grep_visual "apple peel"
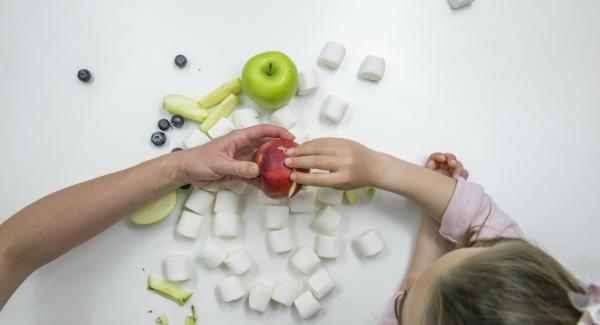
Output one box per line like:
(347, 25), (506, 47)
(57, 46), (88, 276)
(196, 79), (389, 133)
(147, 274), (193, 305)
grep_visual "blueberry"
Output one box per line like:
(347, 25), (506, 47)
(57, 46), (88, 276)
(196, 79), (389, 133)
(158, 118), (171, 131)
(180, 184), (192, 190)
(77, 69), (92, 82)
(151, 131), (167, 146)
(174, 55), (187, 68)
(171, 147), (183, 152)
(171, 115), (184, 128)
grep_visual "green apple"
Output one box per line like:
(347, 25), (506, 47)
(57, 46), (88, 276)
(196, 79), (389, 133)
(198, 78), (242, 108)
(241, 51), (298, 110)
(163, 95), (208, 122)
(130, 190), (177, 225)
(147, 274), (193, 305)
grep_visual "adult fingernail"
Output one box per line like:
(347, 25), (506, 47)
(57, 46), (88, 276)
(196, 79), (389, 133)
(284, 158), (292, 166)
(286, 148), (295, 156)
(290, 173), (297, 181)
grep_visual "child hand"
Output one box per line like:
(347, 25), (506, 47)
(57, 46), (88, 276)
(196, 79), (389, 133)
(425, 152), (469, 179)
(284, 138), (379, 189)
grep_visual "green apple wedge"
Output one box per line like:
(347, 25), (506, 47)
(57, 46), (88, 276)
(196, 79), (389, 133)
(163, 95), (209, 122)
(156, 314), (170, 325)
(344, 190), (359, 205)
(147, 274), (193, 305)
(130, 190), (177, 225)
(198, 78), (242, 108)
(199, 94), (239, 132)
(184, 306), (197, 325)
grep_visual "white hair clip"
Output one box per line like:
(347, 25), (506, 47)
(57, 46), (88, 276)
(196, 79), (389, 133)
(569, 284), (600, 325)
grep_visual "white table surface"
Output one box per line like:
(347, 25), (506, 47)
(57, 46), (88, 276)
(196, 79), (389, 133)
(1, 0), (599, 324)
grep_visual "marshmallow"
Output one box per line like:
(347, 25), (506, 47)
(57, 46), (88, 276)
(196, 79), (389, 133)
(164, 255), (193, 282)
(249, 284), (272, 312)
(297, 69), (319, 95)
(448, 0), (474, 9)
(185, 189), (215, 214)
(214, 190), (240, 214)
(321, 95), (348, 123)
(202, 183), (221, 192)
(218, 276), (246, 302)
(318, 40), (346, 69)
(207, 117), (237, 139)
(213, 212), (239, 237)
(272, 279), (301, 306)
(290, 247), (321, 274)
(317, 187), (343, 206)
(289, 187), (317, 213)
(232, 108), (260, 128)
(307, 269), (335, 299)
(183, 128), (211, 148)
(316, 234), (339, 259)
(354, 229), (384, 257)
(258, 191), (288, 206)
(288, 123), (309, 143)
(268, 228), (295, 253)
(197, 239), (227, 268)
(224, 181), (247, 195)
(176, 210), (205, 239)
(313, 205), (342, 234)
(264, 205), (290, 229)
(224, 249), (253, 275)
(294, 291), (322, 319)
(269, 105), (299, 129)
(358, 55), (386, 81)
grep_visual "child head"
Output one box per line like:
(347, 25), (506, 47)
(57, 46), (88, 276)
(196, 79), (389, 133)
(396, 234), (586, 324)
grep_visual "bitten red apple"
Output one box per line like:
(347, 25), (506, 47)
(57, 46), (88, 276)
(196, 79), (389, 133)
(254, 139), (305, 198)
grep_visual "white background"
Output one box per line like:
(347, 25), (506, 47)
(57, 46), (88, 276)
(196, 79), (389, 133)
(1, 0), (600, 324)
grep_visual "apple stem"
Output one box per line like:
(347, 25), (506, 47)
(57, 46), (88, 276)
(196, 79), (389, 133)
(267, 63), (273, 76)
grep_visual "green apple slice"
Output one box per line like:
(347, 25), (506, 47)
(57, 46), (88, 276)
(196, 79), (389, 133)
(163, 95), (209, 122)
(130, 191), (178, 225)
(344, 190), (358, 205)
(184, 305), (197, 325)
(200, 94), (239, 132)
(198, 78), (242, 108)
(363, 186), (376, 195)
(156, 314), (170, 325)
(147, 274), (193, 305)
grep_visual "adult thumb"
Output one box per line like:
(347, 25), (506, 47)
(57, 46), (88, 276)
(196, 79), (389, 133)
(221, 160), (259, 179)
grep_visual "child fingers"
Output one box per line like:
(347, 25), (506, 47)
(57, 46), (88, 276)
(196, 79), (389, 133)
(428, 152), (446, 162)
(445, 153), (458, 168)
(461, 169), (469, 179)
(291, 171), (338, 187)
(284, 156), (337, 171)
(288, 139), (336, 157)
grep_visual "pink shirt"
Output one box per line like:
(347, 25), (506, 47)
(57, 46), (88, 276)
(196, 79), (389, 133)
(380, 178), (523, 324)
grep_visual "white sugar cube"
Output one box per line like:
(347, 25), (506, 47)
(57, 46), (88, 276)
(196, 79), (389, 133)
(163, 255), (193, 282)
(218, 276), (246, 302)
(294, 291), (322, 319)
(314, 205), (342, 234)
(321, 95), (348, 123)
(354, 229), (384, 257)
(213, 212), (239, 237)
(197, 239), (227, 268)
(268, 228), (295, 253)
(232, 108), (260, 128)
(318, 41), (346, 69)
(270, 105), (299, 129)
(289, 187), (317, 213)
(358, 55), (386, 81)
(307, 269), (335, 299)
(258, 191), (288, 206)
(185, 189), (214, 214)
(288, 123), (309, 143)
(207, 117), (237, 139)
(176, 210), (205, 239)
(272, 279), (301, 306)
(316, 234), (339, 259)
(183, 128), (211, 148)
(297, 69), (319, 95)
(224, 181), (248, 195)
(249, 284), (272, 312)
(224, 249), (253, 275)
(264, 205), (290, 229)
(290, 247), (321, 274)
(214, 190), (240, 214)
(448, 0), (474, 9)
(317, 187), (343, 205)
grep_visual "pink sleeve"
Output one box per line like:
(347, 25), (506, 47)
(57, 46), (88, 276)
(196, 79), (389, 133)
(439, 178), (523, 243)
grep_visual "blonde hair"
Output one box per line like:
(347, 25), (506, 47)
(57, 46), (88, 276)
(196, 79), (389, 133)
(416, 229), (585, 324)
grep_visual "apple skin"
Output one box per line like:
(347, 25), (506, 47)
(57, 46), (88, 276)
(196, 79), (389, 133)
(253, 139), (306, 198)
(241, 51), (298, 110)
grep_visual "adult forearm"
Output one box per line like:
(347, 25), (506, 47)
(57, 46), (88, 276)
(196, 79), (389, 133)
(370, 153), (456, 222)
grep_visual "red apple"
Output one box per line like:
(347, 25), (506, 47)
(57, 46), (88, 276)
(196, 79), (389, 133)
(253, 139), (305, 198)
